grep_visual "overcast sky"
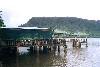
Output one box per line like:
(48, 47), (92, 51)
(0, 0), (100, 27)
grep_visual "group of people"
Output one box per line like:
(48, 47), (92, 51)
(16, 39), (66, 47)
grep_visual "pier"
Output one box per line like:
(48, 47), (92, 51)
(0, 27), (88, 54)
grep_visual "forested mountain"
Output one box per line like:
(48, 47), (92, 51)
(20, 17), (100, 37)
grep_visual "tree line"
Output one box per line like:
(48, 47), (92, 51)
(0, 11), (5, 27)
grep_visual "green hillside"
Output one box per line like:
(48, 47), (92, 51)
(20, 17), (100, 37)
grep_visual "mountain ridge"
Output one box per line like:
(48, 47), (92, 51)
(20, 17), (100, 37)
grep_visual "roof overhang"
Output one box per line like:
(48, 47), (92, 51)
(1, 27), (49, 30)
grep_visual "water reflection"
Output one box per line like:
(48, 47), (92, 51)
(0, 38), (100, 67)
(0, 50), (67, 67)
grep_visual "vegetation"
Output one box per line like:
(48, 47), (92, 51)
(20, 17), (100, 37)
(0, 11), (5, 27)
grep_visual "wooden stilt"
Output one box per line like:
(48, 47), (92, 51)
(43, 46), (48, 53)
(73, 39), (76, 47)
(39, 46), (42, 53)
(58, 46), (60, 52)
(30, 46), (33, 53)
(33, 46), (37, 54)
(53, 45), (57, 51)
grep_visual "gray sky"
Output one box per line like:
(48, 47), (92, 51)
(0, 0), (100, 27)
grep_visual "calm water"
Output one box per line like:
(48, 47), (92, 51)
(0, 38), (100, 67)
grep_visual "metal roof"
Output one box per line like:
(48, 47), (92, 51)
(1, 27), (49, 30)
